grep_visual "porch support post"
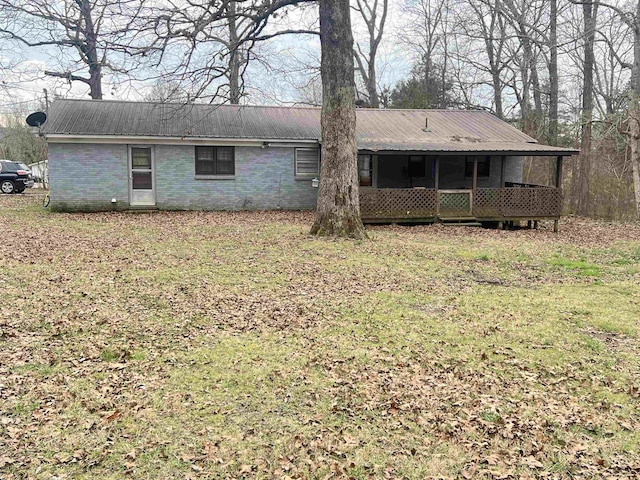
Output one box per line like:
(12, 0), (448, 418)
(434, 156), (440, 218)
(472, 157), (478, 191)
(554, 156), (563, 233)
(500, 155), (506, 187)
(555, 156), (563, 188)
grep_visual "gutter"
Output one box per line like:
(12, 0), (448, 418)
(45, 134), (320, 148)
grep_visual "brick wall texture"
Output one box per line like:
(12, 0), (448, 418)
(48, 144), (319, 211)
(48, 143), (524, 212)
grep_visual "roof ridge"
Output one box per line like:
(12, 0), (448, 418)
(52, 98), (323, 110)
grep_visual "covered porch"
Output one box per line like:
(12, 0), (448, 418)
(357, 152), (567, 227)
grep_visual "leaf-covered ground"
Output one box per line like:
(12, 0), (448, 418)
(1, 193), (639, 479)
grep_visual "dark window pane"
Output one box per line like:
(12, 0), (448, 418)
(195, 146), (234, 175)
(217, 147), (233, 162)
(132, 171), (152, 190)
(464, 158), (473, 178)
(408, 156), (426, 177)
(196, 161), (215, 175)
(465, 156), (491, 178)
(216, 159), (235, 174)
(196, 147), (214, 161)
(478, 157), (491, 177)
(131, 148), (151, 169)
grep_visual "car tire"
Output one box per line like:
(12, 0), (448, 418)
(1, 180), (15, 194)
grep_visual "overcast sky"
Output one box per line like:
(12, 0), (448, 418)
(0, 1), (415, 118)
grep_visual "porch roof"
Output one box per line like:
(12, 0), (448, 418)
(43, 100), (578, 156)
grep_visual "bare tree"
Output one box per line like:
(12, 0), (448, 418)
(0, 0), (150, 99)
(454, 0), (513, 118)
(143, 79), (190, 103)
(499, 0), (547, 134)
(549, 0), (559, 145)
(576, 0), (598, 215)
(150, 0), (318, 104)
(353, 0), (388, 108)
(401, 0), (453, 111)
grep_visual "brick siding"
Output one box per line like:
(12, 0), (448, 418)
(48, 143), (318, 211)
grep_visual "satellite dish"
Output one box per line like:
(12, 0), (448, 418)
(26, 111), (47, 127)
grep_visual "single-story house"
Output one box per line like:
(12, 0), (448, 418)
(42, 99), (578, 224)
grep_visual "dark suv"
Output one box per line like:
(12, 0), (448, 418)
(0, 160), (35, 194)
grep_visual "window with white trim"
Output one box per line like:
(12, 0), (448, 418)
(295, 148), (320, 177)
(195, 146), (235, 176)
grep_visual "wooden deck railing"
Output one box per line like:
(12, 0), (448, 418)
(359, 188), (438, 220)
(359, 187), (562, 221)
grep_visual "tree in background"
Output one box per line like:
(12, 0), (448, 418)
(401, 0), (454, 110)
(0, 0), (152, 99)
(142, 79), (190, 104)
(353, 0), (388, 108)
(389, 57), (454, 109)
(150, 0), (318, 104)
(0, 116), (47, 167)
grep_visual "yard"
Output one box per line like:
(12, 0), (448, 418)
(1, 193), (639, 479)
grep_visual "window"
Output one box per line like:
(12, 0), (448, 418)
(408, 156), (426, 177)
(0, 161), (17, 172)
(465, 156), (491, 178)
(195, 146), (235, 176)
(131, 147), (152, 190)
(358, 154), (373, 186)
(295, 148), (320, 177)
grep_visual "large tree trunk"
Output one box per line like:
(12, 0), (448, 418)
(310, 0), (366, 238)
(629, 2), (640, 219)
(629, 97), (640, 220)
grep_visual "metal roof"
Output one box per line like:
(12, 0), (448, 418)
(43, 99), (578, 155)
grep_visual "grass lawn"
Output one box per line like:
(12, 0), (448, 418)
(1, 193), (639, 479)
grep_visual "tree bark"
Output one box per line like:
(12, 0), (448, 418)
(548, 0), (558, 145)
(629, 1), (640, 219)
(310, 0), (366, 238)
(79, 0), (102, 99)
(227, 1), (242, 104)
(353, 0), (387, 108)
(576, 0), (597, 216)
(629, 97), (640, 219)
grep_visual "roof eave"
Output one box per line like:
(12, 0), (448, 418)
(45, 134), (320, 146)
(357, 147), (579, 156)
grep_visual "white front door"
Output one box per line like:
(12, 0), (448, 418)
(129, 146), (156, 206)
